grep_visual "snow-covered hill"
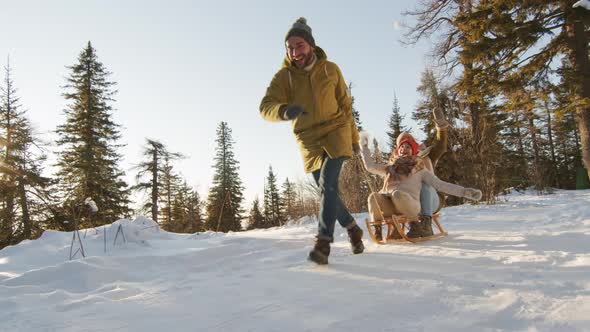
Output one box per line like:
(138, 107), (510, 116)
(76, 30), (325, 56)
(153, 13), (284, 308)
(1, 190), (589, 331)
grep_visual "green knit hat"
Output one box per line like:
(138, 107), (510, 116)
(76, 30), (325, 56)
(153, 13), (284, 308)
(285, 17), (316, 47)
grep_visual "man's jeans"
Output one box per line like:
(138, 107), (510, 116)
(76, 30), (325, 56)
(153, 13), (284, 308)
(312, 156), (354, 241)
(420, 183), (440, 216)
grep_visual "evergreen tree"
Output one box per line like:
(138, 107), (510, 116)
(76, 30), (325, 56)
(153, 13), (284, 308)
(159, 156), (182, 230)
(247, 197), (265, 230)
(0, 59), (49, 247)
(386, 93), (407, 154)
(185, 186), (204, 233)
(54, 42), (130, 229)
(132, 138), (183, 222)
(552, 57), (587, 188)
(281, 177), (299, 222)
(263, 165), (284, 227)
(405, 1), (516, 200)
(411, 0), (590, 180)
(348, 82), (362, 131)
(0, 60), (20, 244)
(164, 180), (202, 233)
(204, 122), (245, 232)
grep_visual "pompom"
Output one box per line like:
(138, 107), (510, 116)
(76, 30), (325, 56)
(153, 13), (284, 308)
(296, 17), (307, 24)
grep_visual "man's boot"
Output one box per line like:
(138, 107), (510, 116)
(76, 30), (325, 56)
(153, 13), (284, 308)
(347, 224), (365, 254)
(419, 215), (434, 237)
(407, 221), (422, 238)
(374, 225), (383, 241)
(308, 236), (331, 265)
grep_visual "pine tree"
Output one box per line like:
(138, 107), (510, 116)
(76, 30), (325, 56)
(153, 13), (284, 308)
(281, 177), (299, 222)
(0, 60), (20, 245)
(185, 186), (204, 233)
(163, 180), (202, 233)
(418, 1), (590, 180)
(386, 93), (407, 154)
(263, 166), (284, 227)
(54, 42), (130, 228)
(132, 139), (183, 222)
(554, 60), (585, 188)
(246, 197), (265, 230)
(405, 1), (517, 200)
(159, 157), (182, 230)
(204, 122), (245, 232)
(348, 82), (362, 131)
(0, 59), (50, 248)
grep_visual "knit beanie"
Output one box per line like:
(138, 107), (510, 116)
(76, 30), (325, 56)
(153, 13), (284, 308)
(285, 17), (316, 47)
(395, 132), (419, 156)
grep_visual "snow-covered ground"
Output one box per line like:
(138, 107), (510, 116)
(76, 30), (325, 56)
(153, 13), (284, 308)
(1, 189), (589, 332)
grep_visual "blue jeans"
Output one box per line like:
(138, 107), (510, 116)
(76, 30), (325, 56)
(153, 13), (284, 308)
(420, 184), (440, 216)
(312, 156), (354, 241)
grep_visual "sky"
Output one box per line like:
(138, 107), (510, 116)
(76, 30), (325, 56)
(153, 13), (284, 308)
(0, 0), (436, 209)
(1, 189), (590, 331)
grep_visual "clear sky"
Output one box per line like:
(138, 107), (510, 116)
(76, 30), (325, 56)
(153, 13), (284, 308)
(0, 0), (435, 209)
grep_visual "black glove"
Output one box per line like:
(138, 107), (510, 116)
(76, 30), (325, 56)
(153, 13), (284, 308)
(283, 105), (304, 120)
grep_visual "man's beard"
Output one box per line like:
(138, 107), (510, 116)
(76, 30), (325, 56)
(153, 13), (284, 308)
(295, 52), (315, 68)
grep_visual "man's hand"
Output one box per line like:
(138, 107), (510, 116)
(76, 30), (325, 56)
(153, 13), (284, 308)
(282, 105), (304, 120)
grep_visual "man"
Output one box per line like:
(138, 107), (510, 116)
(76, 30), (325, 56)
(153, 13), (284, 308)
(370, 109), (449, 239)
(260, 17), (363, 265)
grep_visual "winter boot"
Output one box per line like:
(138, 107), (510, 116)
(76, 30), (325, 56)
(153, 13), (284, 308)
(419, 215), (434, 237)
(407, 221), (422, 238)
(347, 224), (365, 254)
(308, 236), (331, 265)
(374, 225), (383, 241)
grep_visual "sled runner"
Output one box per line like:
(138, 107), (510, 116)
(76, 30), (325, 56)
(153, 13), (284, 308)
(364, 213), (447, 244)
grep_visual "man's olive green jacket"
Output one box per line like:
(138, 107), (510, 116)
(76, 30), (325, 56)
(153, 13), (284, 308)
(260, 47), (359, 173)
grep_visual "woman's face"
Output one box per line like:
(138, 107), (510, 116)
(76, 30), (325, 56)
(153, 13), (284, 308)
(398, 142), (413, 157)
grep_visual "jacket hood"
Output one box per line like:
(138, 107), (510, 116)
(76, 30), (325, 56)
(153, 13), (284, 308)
(282, 46), (327, 69)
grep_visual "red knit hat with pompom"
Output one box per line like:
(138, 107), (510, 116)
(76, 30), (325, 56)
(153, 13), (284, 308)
(394, 132), (419, 156)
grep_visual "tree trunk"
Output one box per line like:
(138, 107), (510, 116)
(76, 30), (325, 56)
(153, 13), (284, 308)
(514, 111), (527, 171)
(544, 100), (559, 187)
(527, 110), (542, 190)
(17, 176), (31, 239)
(565, 5), (590, 179)
(151, 148), (158, 222)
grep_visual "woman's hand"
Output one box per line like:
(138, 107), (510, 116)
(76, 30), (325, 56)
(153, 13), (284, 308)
(463, 188), (482, 201)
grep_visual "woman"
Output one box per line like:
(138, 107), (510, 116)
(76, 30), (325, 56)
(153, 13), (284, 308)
(359, 132), (482, 238)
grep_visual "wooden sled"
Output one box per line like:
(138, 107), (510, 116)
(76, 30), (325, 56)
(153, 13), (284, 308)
(365, 213), (448, 244)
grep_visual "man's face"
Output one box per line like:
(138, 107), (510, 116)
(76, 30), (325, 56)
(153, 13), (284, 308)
(398, 142), (413, 157)
(286, 36), (314, 68)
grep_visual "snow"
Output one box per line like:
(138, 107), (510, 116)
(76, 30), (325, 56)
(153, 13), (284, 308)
(1, 189), (589, 331)
(85, 197), (99, 213)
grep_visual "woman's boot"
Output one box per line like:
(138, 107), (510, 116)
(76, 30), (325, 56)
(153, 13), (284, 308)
(407, 221), (422, 238)
(419, 215), (434, 237)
